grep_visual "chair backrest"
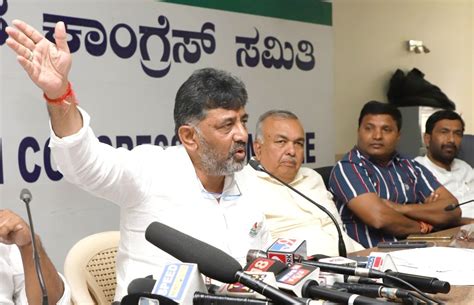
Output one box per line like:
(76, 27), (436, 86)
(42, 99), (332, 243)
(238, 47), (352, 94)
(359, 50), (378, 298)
(64, 231), (120, 305)
(314, 165), (334, 189)
(458, 134), (474, 167)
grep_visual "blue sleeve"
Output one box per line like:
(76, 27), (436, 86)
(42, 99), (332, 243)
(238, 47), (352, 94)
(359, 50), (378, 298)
(329, 158), (377, 204)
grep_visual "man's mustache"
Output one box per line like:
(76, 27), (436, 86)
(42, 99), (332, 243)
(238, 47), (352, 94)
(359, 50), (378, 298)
(229, 141), (247, 156)
(281, 157), (297, 165)
(442, 143), (457, 150)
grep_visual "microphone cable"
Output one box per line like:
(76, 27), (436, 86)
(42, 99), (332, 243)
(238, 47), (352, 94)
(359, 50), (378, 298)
(248, 159), (347, 257)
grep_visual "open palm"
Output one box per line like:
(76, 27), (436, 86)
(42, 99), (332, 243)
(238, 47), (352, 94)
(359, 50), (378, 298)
(6, 19), (72, 98)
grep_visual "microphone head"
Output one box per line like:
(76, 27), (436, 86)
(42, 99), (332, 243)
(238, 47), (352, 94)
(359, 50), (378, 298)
(145, 222), (242, 283)
(20, 188), (32, 204)
(444, 204), (456, 211)
(431, 279), (451, 294)
(128, 278), (156, 294)
(248, 159), (263, 172)
(246, 249), (268, 263)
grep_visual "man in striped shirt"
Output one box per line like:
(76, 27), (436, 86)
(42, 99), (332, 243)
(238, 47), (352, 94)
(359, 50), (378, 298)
(329, 101), (461, 248)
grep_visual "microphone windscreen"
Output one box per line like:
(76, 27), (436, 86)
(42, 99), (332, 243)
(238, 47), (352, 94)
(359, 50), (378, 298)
(20, 188), (32, 204)
(145, 222), (242, 283)
(128, 278), (156, 294)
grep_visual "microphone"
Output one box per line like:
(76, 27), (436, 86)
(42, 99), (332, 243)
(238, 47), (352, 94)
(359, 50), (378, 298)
(332, 282), (412, 300)
(301, 280), (390, 305)
(344, 275), (379, 285)
(193, 292), (275, 305)
(248, 159), (347, 257)
(129, 276), (278, 304)
(245, 257), (288, 274)
(267, 239), (308, 265)
(19, 188), (48, 305)
(383, 270), (450, 294)
(145, 222), (307, 304)
(243, 253), (384, 304)
(444, 199), (474, 211)
(246, 249), (449, 294)
(275, 263), (320, 298)
(300, 260), (386, 278)
(20, 188), (32, 204)
(128, 277), (156, 294)
(127, 263), (207, 304)
(302, 260), (450, 294)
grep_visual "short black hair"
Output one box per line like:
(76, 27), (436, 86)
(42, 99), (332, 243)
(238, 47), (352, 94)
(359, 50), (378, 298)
(425, 110), (465, 134)
(358, 100), (402, 131)
(174, 68), (248, 135)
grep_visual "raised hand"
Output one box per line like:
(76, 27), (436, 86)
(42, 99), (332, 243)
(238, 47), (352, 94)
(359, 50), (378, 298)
(5, 19), (72, 99)
(0, 209), (32, 247)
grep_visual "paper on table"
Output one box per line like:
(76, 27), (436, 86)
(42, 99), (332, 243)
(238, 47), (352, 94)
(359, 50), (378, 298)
(387, 247), (474, 285)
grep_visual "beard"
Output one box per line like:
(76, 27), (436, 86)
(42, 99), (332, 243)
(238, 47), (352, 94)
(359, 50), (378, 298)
(430, 143), (458, 165)
(197, 134), (246, 176)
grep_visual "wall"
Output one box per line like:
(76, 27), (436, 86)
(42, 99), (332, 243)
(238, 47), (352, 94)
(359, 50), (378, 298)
(333, 0), (473, 158)
(0, 0), (334, 272)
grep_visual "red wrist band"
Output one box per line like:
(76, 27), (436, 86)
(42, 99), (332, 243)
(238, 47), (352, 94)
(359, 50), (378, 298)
(43, 82), (78, 105)
(419, 221), (433, 234)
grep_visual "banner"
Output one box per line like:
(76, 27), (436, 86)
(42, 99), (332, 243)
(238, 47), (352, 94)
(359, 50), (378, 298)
(0, 0), (333, 268)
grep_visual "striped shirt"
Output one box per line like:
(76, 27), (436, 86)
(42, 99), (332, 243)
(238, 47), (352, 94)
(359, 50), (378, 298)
(329, 147), (440, 248)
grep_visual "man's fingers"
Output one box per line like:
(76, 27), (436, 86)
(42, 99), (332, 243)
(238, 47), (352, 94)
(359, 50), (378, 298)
(424, 192), (439, 203)
(54, 21), (70, 53)
(11, 19), (44, 44)
(6, 25), (37, 51)
(14, 223), (24, 231)
(5, 36), (25, 56)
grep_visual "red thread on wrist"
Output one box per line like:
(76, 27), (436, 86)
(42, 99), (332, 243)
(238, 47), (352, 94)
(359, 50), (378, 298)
(43, 82), (78, 105)
(419, 221), (433, 234)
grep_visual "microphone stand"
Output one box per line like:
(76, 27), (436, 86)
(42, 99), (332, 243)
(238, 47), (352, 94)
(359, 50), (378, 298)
(20, 189), (49, 305)
(248, 159), (347, 257)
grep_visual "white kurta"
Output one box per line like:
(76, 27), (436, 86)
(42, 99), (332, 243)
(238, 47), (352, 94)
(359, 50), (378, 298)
(415, 155), (474, 218)
(235, 164), (363, 256)
(49, 108), (270, 301)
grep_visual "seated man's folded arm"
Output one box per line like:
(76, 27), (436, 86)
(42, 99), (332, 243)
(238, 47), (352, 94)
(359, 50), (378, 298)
(347, 193), (421, 237)
(394, 186), (461, 228)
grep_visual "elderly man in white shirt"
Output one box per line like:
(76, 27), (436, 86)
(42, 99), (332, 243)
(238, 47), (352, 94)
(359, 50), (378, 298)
(415, 110), (474, 221)
(236, 110), (363, 256)
(0, 209), (71, 305)
(6, 20), (270, 302)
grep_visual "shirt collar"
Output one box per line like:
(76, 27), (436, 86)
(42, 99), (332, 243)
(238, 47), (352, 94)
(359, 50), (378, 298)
(197, 172), (242, 201)
(354, 146), (400, 167)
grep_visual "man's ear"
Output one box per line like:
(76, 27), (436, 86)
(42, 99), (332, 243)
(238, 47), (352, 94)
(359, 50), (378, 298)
(178, 125), (198, 151)
(423, 133), (431, 148)
(253, 140), (262, 160)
